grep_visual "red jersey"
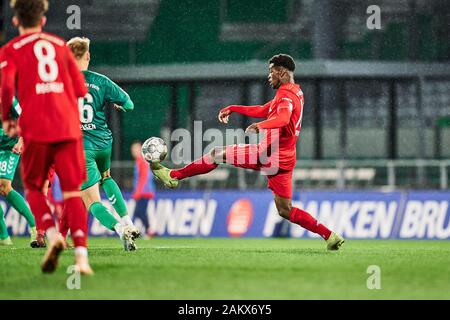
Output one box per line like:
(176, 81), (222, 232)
(227, 83), (304, 171)
(259, 83), (304, 170)
(0, 32), (87, 143)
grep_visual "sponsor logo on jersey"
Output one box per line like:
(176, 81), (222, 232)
(87, 83), (100, 91)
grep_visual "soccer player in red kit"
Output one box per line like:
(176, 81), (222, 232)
(152, 54), (344, 250)
(0, 0), (93, 274)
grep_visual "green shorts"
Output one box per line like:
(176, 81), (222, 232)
(0, 150), (20, 181)
(81, 148), (112, 191)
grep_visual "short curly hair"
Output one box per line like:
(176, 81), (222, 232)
(10, 0), (49, 28)
(269, 54), (296, 72)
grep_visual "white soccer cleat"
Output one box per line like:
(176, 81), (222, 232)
(121, 226), (137, 251)
(129, 225), (141, 241)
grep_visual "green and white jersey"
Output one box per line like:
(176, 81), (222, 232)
(80, 70), (132, 150)
(0, 97), (20, 151)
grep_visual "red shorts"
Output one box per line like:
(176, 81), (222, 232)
(21, 139), (86, 192)
(224, 144), (293, 199)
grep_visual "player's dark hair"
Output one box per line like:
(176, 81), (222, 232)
(10, 0), (48, 28)
(269, 54), (296, 72)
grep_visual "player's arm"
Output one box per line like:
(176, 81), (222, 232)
(246, 97), (292, 133)
(218, 101), (271, 123)
(1, 48), (20, 137)
(12, 136), (24, 155)
(105, 78), (134, 112)
(0, 47), (17, 122)
(67, 47), (88, 98)
(11, 98), (23, 154)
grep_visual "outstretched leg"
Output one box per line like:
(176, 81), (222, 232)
(274, 195), (344, 250)
(151, 147), (223, 188)
(170, 148), (223, 179)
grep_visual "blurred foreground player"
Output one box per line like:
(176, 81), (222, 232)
(152, 54), (344, 250)
(0, 0), (92, 273)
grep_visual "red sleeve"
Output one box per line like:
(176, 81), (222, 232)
(135, 157), (149, 195)
(225, 101), (271, 118)
(66, 47), (87, 98)
(256, 98), (292, 129)
(0, 47), (17, 121)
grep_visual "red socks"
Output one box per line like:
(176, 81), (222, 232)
(59, 210), (69, 240)
(170, 154), (218, 180)
(63, 197), (88, 248)
(26, 190), (55, 231)
(289, 207), (332, 240)
(27, 190), (86, 247)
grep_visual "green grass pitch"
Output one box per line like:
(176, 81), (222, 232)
(1, 237), (449, 299)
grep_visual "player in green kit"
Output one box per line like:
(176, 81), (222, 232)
(0, 98), (44, 247)
(67, 37), (139, 251)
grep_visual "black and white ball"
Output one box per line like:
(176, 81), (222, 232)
(141, 137), (168, 163)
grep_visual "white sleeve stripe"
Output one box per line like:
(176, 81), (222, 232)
(278, 103), (293, 112)
(0, 61), (7, 69)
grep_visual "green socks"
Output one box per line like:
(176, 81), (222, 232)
(90, 202), (119, 231)
(101, 177), (128, 217)
(0, 206), (9, 240)
(6, 190), (36, 228)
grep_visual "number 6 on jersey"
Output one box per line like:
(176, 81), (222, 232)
(79, 93), (94, 125)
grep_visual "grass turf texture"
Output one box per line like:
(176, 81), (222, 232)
(1, 237), (449, 299)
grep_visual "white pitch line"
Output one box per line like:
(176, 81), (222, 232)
(153, 246), (199, 249)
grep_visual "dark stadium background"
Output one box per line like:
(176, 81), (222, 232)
(1, 0), (450, 301)
(2, 0), (449, 192)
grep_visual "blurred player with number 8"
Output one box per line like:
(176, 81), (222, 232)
(0, 0), (92, 274)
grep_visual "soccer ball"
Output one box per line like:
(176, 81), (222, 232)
(141, 137), (168, 163)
